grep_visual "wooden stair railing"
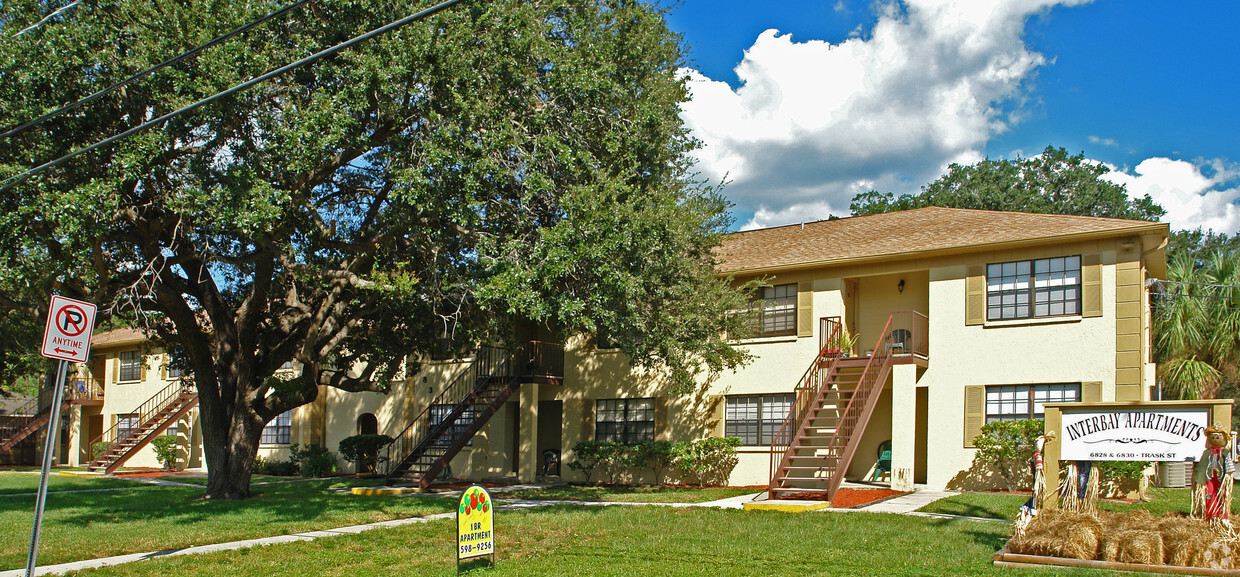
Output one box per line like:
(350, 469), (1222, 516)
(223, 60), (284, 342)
(768, 317), (846, 491)
(87, 379), (198, 474)
(382, 342), (563, 488)
(768, 314), (904, 500)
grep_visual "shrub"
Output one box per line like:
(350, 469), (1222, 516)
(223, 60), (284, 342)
(289, 443), (337, 477)
(672, 437), (742, 485)
(338, 434), (394, 474)
(151, 435), (179, 470)
(972, 419), (1045, 491)
(632, 440), (674, 484)
(253, 456), (299, 476)
(90, 441), (115, 461)
(1097, 460), (1152, 499)
(567, 440), (615, 483)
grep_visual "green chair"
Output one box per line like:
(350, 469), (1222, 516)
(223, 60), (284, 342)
(871, 440), (893, 481)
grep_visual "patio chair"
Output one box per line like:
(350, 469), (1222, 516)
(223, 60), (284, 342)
(871, 440), (892, 481)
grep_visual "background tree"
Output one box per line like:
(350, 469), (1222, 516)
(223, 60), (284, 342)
(0, 0), (753, 498)
(851, 146), (1165, 221)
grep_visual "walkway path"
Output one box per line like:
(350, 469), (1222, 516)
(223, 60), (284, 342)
(3, 485), (1001, 576)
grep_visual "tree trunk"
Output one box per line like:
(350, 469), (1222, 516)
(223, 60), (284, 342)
(200, 389), (266, 500)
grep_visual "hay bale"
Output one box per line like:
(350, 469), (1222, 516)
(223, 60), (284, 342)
(1099, 529), (1163, 565)
(1008, 509), (1102, 560)
(1159, 516), (1220, 567)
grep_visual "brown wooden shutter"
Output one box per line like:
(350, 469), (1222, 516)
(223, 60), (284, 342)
(1082, 254), (1102, 318)
(963, 385), (984, 448)
(160, 354), (168, 380)
(965, 265), (986, 326)
(111, 356), (119, 384)
(1081, 381), (1102, 403)
(139, 355), (147, 381)
(580, 399), (595, 442)
(655, 397), (669, 441)
(289, 407), (301, 445)
(796, 282), (814, 338)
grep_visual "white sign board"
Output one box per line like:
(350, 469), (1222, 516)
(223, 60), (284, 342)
(40, 296), (96, 363)
(1060, 408), (1209, 462)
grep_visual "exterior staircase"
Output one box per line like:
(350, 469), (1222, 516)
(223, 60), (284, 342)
(0, 386), (73, 452)
(382, 341), (562, 488)
(768, 314), (909, 500)
(87, 379), (197, 474)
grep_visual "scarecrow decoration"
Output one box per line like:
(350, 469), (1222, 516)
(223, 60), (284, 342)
(1192, 425), (1234, 529)
(1059, 460), (1099, 513)
(1015, 432), (1055, 537)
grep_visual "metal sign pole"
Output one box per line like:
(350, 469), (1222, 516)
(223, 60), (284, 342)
(25, 359), (69, 577)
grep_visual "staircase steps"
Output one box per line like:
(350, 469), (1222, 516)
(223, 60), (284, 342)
(86, 383), (197, 475)
(768, 315), (902, 500)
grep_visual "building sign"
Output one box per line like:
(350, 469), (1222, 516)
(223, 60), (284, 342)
(40, 296), (97, 363)
(457, 485), (494, 567)
(1060, 408), (1209, 462)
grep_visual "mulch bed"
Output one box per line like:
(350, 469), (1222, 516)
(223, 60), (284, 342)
(775, 487), (908, 507)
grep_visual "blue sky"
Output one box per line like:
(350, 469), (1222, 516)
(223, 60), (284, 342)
(659, 0), (1240, 232)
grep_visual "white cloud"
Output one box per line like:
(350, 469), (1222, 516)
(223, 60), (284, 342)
(679, 0), (1088, 230)
(1103, 158), (1240, 234)
(1088, 135), (1119, 147)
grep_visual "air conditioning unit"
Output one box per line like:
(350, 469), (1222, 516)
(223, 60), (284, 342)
(1156, 461), (1193, 488)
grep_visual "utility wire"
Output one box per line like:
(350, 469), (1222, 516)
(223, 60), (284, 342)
(9, 0), (80, 38)
(0, 0), (313, 141)
(0, 0), (468, 193)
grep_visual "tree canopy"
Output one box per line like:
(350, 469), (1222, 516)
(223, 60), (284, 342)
(850, 146), (1166, 221)
(0, 0), (753, 498)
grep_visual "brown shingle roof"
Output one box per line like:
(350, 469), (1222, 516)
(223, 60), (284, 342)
(90, 327), (148, 348)
(719, 207), (1167, 273)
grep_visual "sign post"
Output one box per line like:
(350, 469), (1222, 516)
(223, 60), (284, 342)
(26, 296), (95, 577)
(457, 485), (495, 572)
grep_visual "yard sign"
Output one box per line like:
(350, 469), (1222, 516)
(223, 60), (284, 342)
(457, 485), (494, 571)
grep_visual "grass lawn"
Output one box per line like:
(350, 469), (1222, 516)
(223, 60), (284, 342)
(51, 505), (1113, 577)
(0, 477), (454, 570)
(152, 474), (322, 486)
(917, 485), (1237, 520)
(0, 472), (147, 496)
(498, 484), (759, 503)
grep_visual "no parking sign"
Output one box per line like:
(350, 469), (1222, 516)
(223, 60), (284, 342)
(40, 295), (96, 363)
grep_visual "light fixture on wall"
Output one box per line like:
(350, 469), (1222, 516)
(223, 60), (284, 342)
(897, 279), (905, 294)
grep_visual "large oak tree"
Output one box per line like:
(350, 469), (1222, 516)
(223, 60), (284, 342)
(0, 0), (753, 498)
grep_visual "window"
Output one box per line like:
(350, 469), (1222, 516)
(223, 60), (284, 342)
(752, 284), (796, 337)
(117, 414), (140, 440)
(986, 256), (1080, 320)
(985, 384), (1080, 423)
(166, 364), (183, 379)
(119, 351), (142, 382)
(595, 398), (655, 444)
(725, 394), (794, 446)
(261, 410), (292, 444)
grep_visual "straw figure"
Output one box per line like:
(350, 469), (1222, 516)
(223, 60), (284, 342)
(1191, 426), (1234, 530)
(1014, 432), (1055, 537)
(1060, 460), (1099, 513)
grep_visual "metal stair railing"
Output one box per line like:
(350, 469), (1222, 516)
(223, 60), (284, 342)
(380, 346), (517, 478)
(820, 314), (900, 500)
(88, 378), (195, 463)
(769, 317), (845, 491)
(0, 382), (75, 451)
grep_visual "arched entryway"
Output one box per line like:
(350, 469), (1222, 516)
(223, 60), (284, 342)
(357, 413), (378, 436)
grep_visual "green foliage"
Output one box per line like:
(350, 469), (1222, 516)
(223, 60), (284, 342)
(851, 146), (1165, 221)
(0, 0), (753, 497)
(567, 441), (618, 483)
(1096, 460), (1151, 482)
(289, 444), (337, 478)
(1154, 246), (1240, 403)
(972, 419), (1044, 491)
(252, 456), (300, 477)
(337, 434), (394, 474)
(90, 441), (115, 461)
(151, 436), (179, 470)
(632, 440), (675, 485)
(670, 437), (742, 485)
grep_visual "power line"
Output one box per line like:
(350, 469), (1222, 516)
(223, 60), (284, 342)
(0, 0), (313, 140)
(0, 0), (468, 193)
(9, 0), (81, 39)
